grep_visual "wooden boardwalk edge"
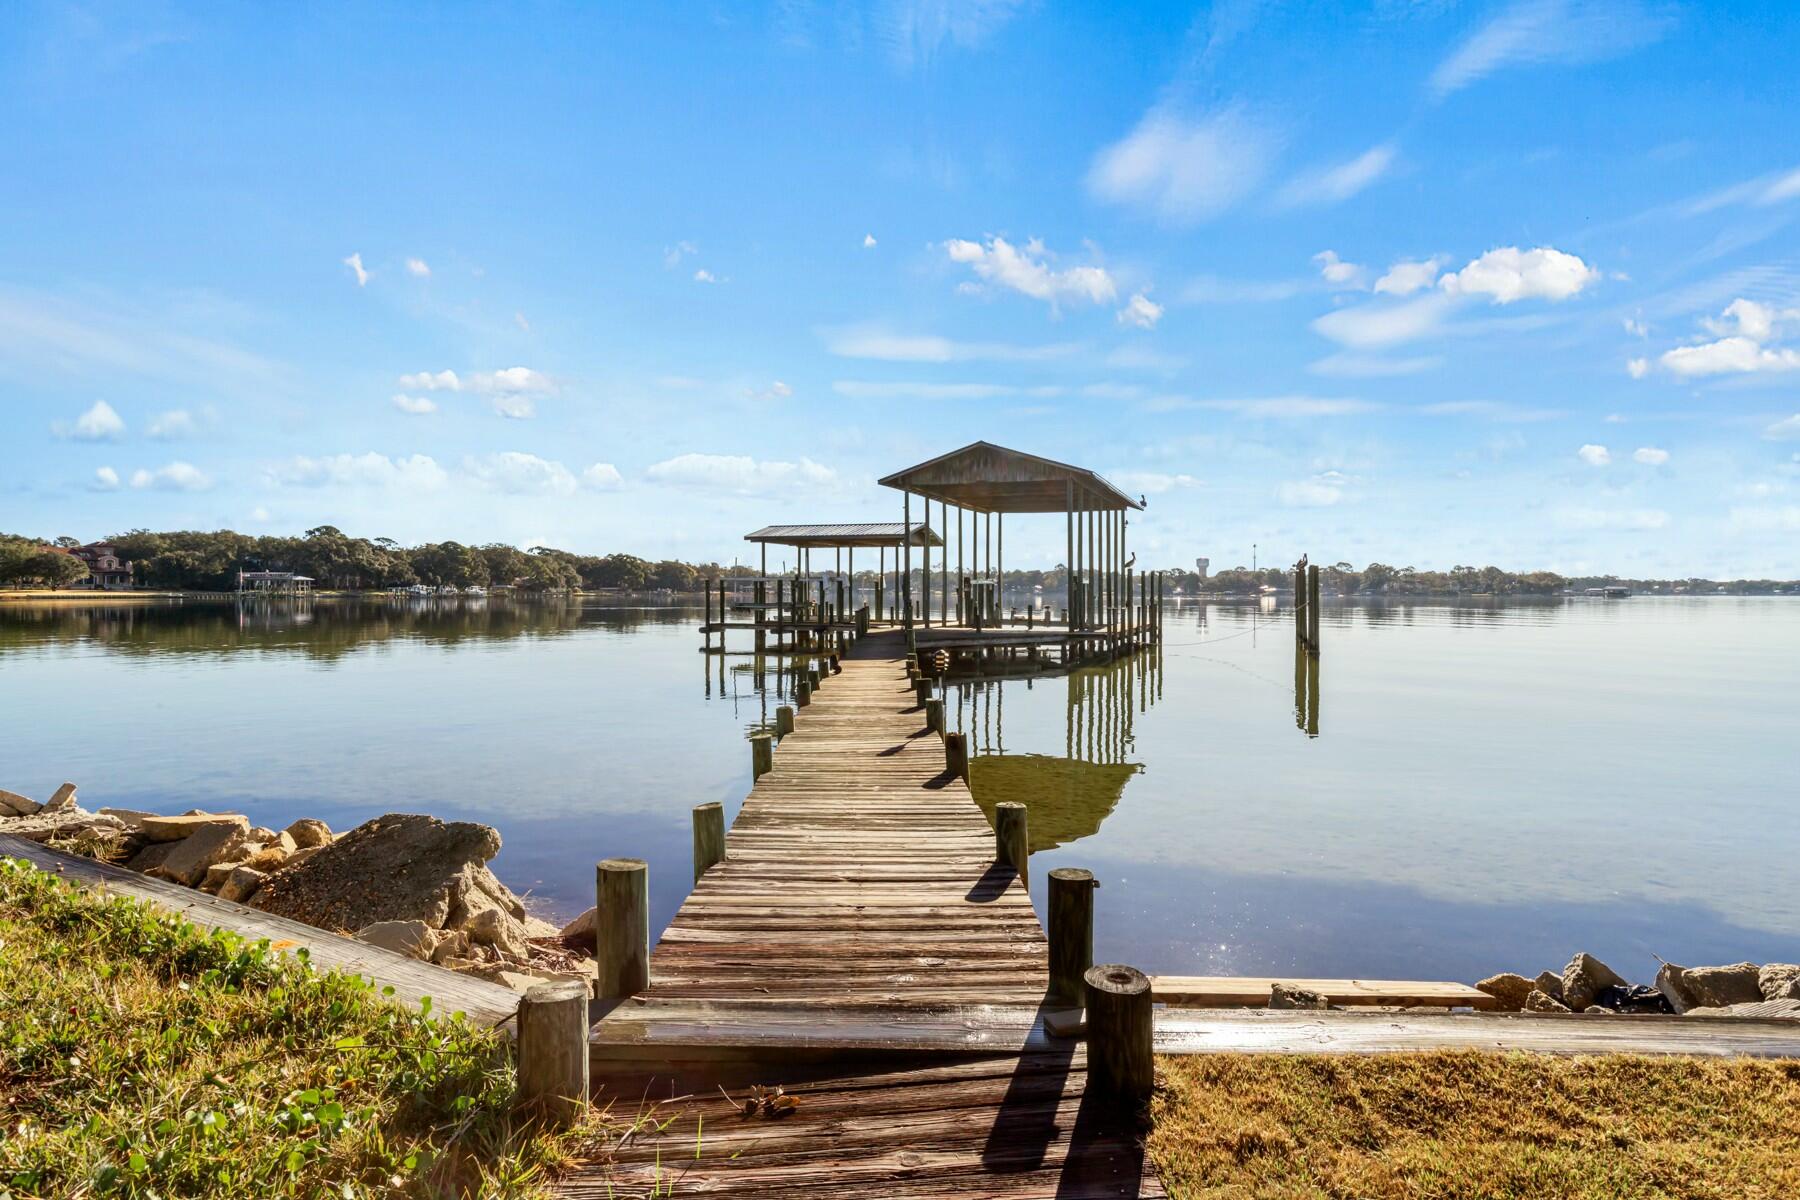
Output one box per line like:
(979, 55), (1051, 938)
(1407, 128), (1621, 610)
(0, 834), (522, 1030)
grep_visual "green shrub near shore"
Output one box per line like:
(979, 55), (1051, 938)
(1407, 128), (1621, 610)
(0, 857), (611, 1199)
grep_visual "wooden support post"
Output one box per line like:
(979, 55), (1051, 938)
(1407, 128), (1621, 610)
(807, 665), (822, 690)
(751, 733), (772, 780)
(925, 696), (944, 734)
(829, 652), (841, 674)
(692, 801), (725, 881)
(595, 858), (649, 999)
(1308, 563), (1321, 652)
(994, 801), (1028, 887)
(795, 679), (811, 707)
(1084, 964), (1153, 1106)
(944, 731), (968, 781)
(1048, 867), (1096, 1004)
(775, 705), (794, 736)
(913, 676), (932, 707)
(515, 979), (589, 1127)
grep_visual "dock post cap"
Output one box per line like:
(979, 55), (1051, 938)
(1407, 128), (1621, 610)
(693, 801), (723, 814)
(523, 977), (588, 1002)
(597, 857), (647, 872)
(1085, 963), (1148, 993)
(1049, 866), (1097, 886)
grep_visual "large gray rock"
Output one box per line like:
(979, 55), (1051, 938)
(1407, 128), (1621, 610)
(1655, 962), (1698, 1014)
(1268, 983), (1329, 1010)
(0, 809), (126, 845)
(1523, 989), (1572, 1014)
(249, 813), (502, 934)
(98, 808), (157, 831)
(1561, 953), (1627, 1012)
(40, 783), (79, 814)
(218, 865), (268, 904)
(1683, 962), (1763, 1008)
(0, 788), (41, 817)
(138, 813), (250, 843)
(284, 818), (333, 849)
(153, 822), (247, 887)
(126, 839), (181, 876)
(465, 906), (528, 960)
(1476, 973), (1535, 1012)
(558, 906), (597, 943)
(1533, 971), (1565, 1004)
(1759, 964), (1800, 1001)
(357, 919), (439, 959)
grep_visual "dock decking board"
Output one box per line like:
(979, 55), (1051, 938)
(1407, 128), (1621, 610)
(576, 630), (1163, 1197)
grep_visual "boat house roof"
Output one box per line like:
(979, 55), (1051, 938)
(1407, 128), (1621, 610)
(878, 441), (1143, 513)
(744, 522), (943, 549)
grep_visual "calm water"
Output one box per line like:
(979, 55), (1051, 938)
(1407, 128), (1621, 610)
(2, 595), (1794, 983)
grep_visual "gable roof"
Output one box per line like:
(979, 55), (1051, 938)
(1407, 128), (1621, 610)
(878, 441), (1143, 513)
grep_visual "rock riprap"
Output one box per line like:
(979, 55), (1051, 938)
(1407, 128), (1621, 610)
(250, 813), (501, 930)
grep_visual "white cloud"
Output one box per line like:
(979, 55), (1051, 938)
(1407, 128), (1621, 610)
(1374, 257), (1444, 296)
(406, 257), (431, 278)
(693, 269), (718, 284)
(1085, 105), (1275, 225)
(1684, 165), (1800, 215)
(863, 234), (878, 248)
(463, 452), (578, 495)
(1701, 297), (1798, 342)
(130, 461), (212, 491)
(62, 400), (125, 440)
(1195, 396), (1377, 418)
(1313, 250), (1364, 288)
(1117, 292), (1163, 329)
(1278, 143), (1396, 208)
(391, 393), (437, 415)
(943, 236), (1117, 309)
(664, 241), (697, 268)
(1438, 246), (1600, 303)
(1311, 292), (1454, 348)
(398, 369), (461, 391)
(1111, 471), (1198, 494)
(480, 366), (552, 393)
(1623, 317), (1649, 337)
(1764, 414), (1800, 440)
(1627, 357), (1650, 379)
(1554, 506), (1670, 531)
(269, 452), (448, 491)
(1429, 0), (1673, 99)
(1419, 400), (1563, 421)
(490, 394), (536, 419)
(832, 380), (1064, 400)
(1278, 480), (1343, 507)
(1106, 344), (1187, 371)
(1633, 446), (1670, 466)
(146, 409), (196, 439)
(645, 453), (835, 495)
(514, 311), (530, 332)
(1577, 443), (1611, 466)
(250, 505), (271, 522)
(877, 0), (1026, 69)
(1661, 337), (1800, 377)
(343, 252), (369, 287)
(92, 466), (120, 491)
(1310, 352), (1441, 378)
(822, 324), (1079, 362)
(582, 463), (624, 491)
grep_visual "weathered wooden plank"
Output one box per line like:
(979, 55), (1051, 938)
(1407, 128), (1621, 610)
(1151, 975), (1497, 1010)
(0, 834), (521, 1029)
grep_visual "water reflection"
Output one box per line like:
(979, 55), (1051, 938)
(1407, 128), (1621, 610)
(1294, 642), (1320, 738)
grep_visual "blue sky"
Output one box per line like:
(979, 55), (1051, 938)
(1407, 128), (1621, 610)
(4, 1), (1799, 576)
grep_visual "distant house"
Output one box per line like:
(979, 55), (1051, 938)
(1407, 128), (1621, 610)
(69, 543), (134, 590)
(238, 570), (314, 594)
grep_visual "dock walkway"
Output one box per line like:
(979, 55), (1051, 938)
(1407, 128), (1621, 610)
(576, 629), (1163, 1197)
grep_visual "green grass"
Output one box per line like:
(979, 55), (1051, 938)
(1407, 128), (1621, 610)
(0, 856), (618, 1199)
(1149, 1050), (1800, 1199)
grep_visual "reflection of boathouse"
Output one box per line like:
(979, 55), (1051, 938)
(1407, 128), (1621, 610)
(237, 570), (314, 594)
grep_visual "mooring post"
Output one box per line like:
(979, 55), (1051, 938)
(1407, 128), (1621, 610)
(829, 652), (841, 674)
(692, 801), (726, 881)
(1048, 867), (1096, 1004)
(1084, 963), (1153, 1106)
(925, 696), (944, 734)
(595, 857), (649, 999)
(515, 979), (589, 1127)
(751, 732), (773, 780)
(775, 705), (795, 736)
(913, 676), (932, 707)
(807, 665), (822, 691)
(795, 679), (811, 707)
(944, 731), (968, 781)
(1308, 564), (1321, 652)
(994, 801), (1029, 886)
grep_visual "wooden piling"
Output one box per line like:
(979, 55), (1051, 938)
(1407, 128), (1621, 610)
(914, 677), (932, 706)
(829, 652), (841, 674)
(925, 696), (944, 734)
(751, 733), (773, 780)
(595, 857), (649, 999)
(994, 801), (1028, 886)
(1084, 963), (1153, 1106)
(1047, 867), (1095, 1004)
(515, 979), (589, 1127)
(795, 679), (811, 707)
(1308, 563), (1321, 651)
(775, 705), (794, 736)
(693, 802), (726, 882)
(944, 731), (968, 781)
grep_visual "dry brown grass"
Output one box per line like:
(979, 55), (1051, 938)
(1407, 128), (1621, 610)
(1149, 1050), (1800, 1200)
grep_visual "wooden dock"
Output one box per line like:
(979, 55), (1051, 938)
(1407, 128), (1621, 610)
(574, 629), (1163, 1197)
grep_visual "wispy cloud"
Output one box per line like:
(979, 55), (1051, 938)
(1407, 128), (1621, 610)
(821, 324), (1081, 362)
(268, 452), (449, 491)
(130, 461), (212, 491)
(832, 380), (1064, 400)
(342, 252), (369, 287)
(943, 235), (1117, 310)
(1157, 395), (1377, 418)
(1429, 0), (1674, 99)
(146, 408), (198, 439)
(875, 0), (1026, 70)
(1312, 292), (1455, 349)
(405, 257), (431, 277)
(1086, 104), (1277, 225)
(645, 453), (836, 495)
(1311, 353), (1442, 378)
(1277, 143), (1396, 208)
